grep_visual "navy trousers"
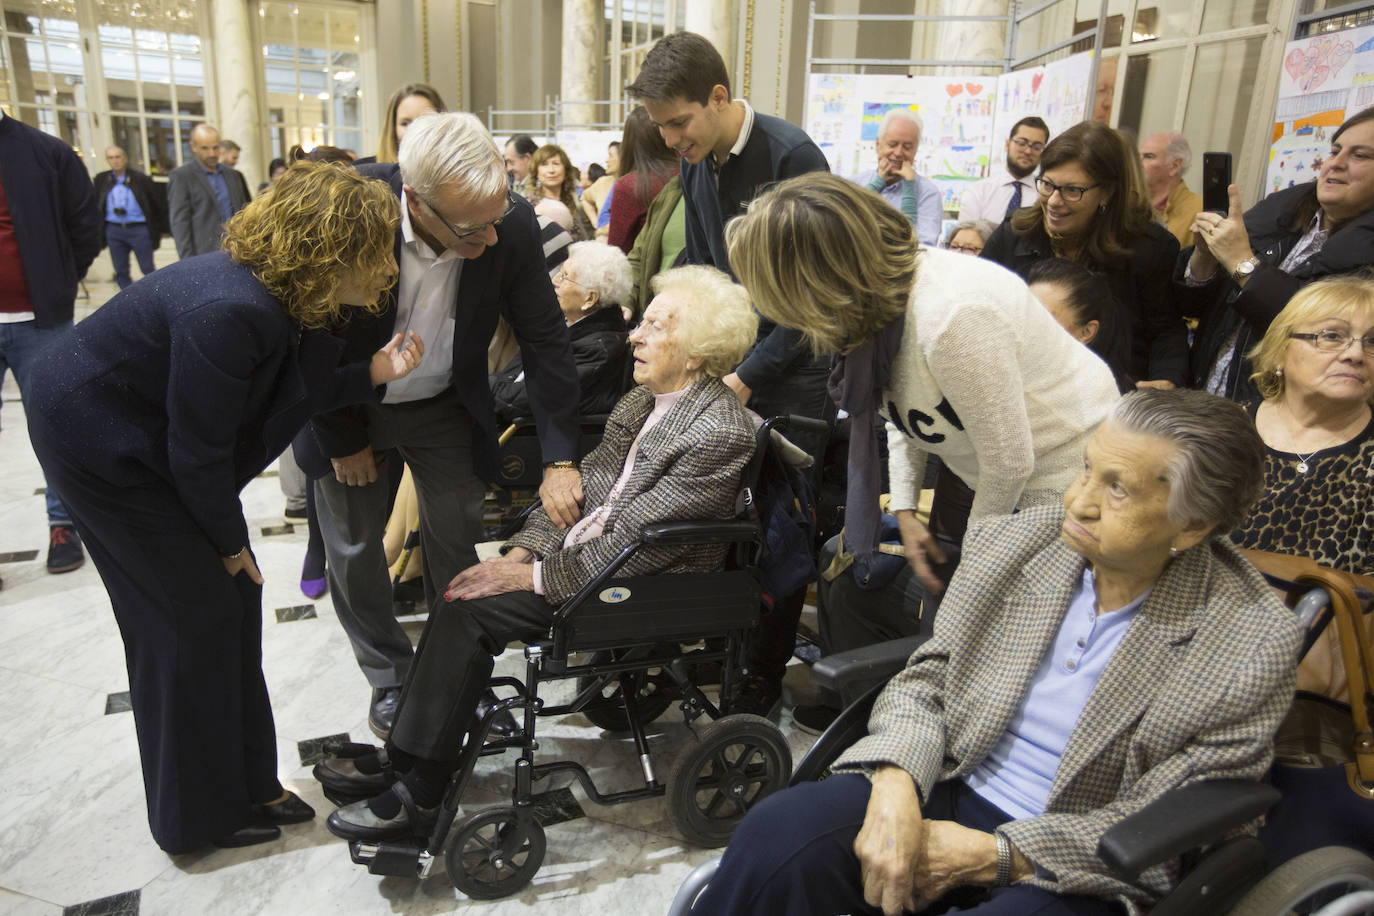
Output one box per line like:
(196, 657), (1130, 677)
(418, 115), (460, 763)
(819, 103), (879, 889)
(105, 221), (156, 289)
(28, 409), (282, 853)
(695, 774), (1126, 916)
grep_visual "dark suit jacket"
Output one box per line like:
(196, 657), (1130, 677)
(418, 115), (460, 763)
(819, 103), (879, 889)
(28, 252), (377, 556)
(981, 220), (1186, 385)
(93, 167), (167, 248)
(306, 163), (580, 482)
(505, 377), (755, 603)
(0, 114), (102, 326)
(834, 505), (1302, 914)
(1174, 180), (1374, 401)
(167, 162), (249, 258)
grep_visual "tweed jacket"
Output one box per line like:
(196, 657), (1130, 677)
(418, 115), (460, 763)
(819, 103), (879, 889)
(504, 377), (755, 604)
(834, 505), (1302, 914)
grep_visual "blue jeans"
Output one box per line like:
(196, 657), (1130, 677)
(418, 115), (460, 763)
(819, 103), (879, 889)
(0, 319), (74, 524)
(105, 222), (157, 289)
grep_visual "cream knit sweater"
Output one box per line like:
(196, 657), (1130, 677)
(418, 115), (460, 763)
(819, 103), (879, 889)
(883, 247), (1121, 522)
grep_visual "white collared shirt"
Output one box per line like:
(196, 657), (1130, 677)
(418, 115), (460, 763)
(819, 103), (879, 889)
(710, 99), (756, 176)
(382, 191), (464, 403)
(956, 171), (1037, 224)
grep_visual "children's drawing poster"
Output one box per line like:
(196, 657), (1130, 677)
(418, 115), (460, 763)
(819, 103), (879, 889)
(1267, 24), (1374, 194)
(989, 51), (1093, 176)
(805, 73), (996, 210)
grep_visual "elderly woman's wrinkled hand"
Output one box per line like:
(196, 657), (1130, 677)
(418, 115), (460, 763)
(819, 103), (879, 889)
(444, 558), (534, 601)
(912, 820), (1000, 908)
(540, 465), (584, 528)
(370, 331), (425, 386)
(854, 765), (926, 916)
(1190, 185), (1254, 280)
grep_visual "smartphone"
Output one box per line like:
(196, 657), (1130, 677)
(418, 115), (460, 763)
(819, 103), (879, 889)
(1202, 152), (1232, 213)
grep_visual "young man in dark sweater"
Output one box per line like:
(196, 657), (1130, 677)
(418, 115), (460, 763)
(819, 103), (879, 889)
(629, 32), (833, 717)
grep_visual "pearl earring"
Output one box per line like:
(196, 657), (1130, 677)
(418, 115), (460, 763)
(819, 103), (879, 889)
(1275, 367), (1284, 376)
(1169, 546), (1180, 557)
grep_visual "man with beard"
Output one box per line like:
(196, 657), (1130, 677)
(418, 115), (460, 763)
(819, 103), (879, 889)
(958, 116), (1050, 225)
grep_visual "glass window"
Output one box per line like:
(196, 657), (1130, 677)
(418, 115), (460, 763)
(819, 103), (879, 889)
(258, 0), (370, 155)
(1201, 0), (1271, 32)
(1181, 35), (1266, 189)
(1115, 47), (1186, 138)
(1129, 0), (1196, 43)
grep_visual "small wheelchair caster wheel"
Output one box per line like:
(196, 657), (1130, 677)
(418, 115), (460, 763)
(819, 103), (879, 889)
(667, 713), (792, 848)
(445, 807), (546, 899)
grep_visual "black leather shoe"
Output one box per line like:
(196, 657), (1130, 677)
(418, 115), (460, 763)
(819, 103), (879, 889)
(251, 790), (316, 824)
(477, 689), (521, 738)
(212, 822), (282, 848)
(369, 686), (401, 740)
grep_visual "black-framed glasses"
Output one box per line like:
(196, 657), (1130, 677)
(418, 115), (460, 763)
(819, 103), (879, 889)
(1035, 177), (1100, 202)
(949, 243), (984, 254)
(1289, 330), (1374, 355)
(418, 190), (518, 240)
(1011, 137), (1046, 153)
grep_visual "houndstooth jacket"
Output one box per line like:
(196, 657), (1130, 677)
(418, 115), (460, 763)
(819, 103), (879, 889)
(833, 504), (1302, 914)
(504, 377), (755, 604)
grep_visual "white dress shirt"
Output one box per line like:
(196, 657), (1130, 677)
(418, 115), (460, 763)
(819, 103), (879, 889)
(382, 192), (464, 404)
(957, 172), (1037, 224)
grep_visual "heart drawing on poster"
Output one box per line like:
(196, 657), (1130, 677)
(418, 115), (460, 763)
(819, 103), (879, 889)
(945, 83), (964, 97)
(1286, 36), (1356, 93)
(965, 82), (984, 95)
(1031, 72), (1044, 94)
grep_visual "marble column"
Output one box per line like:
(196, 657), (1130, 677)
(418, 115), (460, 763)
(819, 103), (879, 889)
(561, 0), (602, 127)
(686, 0), (734, 77)
(209, 0), (263, 189)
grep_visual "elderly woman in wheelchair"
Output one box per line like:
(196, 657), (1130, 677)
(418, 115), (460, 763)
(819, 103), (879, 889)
(317, 265), (759, 843)
(695, 389), (1304, 916)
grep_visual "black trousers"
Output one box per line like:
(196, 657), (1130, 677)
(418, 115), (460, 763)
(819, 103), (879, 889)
(28, 412), (281, 854)
(389, 590), (554, 762)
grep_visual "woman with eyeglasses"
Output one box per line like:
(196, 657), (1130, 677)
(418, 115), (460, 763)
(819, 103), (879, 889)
(491, 241), (632, 424)
(1178, 106), (1374, 404)
(943, 219), (998, 256)
(981, 121), (1186, 390)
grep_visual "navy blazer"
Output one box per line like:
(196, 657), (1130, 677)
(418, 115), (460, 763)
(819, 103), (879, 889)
(0, 114), (102, 327)
(306, 163), (580, 482)
(28, 252), (377, 556)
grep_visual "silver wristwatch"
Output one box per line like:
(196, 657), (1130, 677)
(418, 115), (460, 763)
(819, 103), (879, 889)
(994, 831), (1013, 886)
(1231, 256), (1261, 284)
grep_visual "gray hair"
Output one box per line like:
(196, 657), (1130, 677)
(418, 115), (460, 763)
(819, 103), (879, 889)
(1150, 131), (1192, 173)
(650, 266), (758, 378)
(945, 219), (998, 246)
(1107, 388), (1264, 534)
(566, 241), (632, 308)
(879, 108), (923, 142)
(398, 111), (507, 202)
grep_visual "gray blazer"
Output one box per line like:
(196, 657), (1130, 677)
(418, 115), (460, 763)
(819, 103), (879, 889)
(834, 504), (1302, 914)
(167, 162), (249, 258)
(505, 377), (755, 604)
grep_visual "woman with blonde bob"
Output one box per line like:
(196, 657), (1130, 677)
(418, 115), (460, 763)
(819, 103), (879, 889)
(1233, 274), (1374, 572)
(725, 172), (1120, 597)
(321, 265), (762, 841)
(25, 161), (426, 855)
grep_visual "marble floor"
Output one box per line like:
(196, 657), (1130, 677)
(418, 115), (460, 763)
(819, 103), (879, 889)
(0, 256), (823, 915)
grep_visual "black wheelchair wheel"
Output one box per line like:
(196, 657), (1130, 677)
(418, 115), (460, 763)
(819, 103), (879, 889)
(667, 713), (792, 848)
(1227, 846), (1374, 915)
(444, 807), (546, 900)
(574, 646), (677, 732)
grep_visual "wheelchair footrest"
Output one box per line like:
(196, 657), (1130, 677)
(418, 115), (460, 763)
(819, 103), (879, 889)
(348, 838), (434, 878)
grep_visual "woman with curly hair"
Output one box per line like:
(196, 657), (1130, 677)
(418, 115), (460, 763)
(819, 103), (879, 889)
(524, 142), (594, 239)
(24, 161), (425, 855)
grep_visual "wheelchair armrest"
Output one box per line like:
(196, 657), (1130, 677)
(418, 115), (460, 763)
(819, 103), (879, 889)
(811, 635), (930, 708)
(640, 520), (759, 546)
(1096, 780), (1281, 881)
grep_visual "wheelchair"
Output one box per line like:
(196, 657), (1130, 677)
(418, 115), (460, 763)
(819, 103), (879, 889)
(342, 415), (826, 899)
(669, 550), (1374, 916)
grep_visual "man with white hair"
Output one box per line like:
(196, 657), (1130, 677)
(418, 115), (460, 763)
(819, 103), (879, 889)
(851, 108), (943, 246)
(306, 112), (581, 737)
(1140, 130), (1202, 247)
